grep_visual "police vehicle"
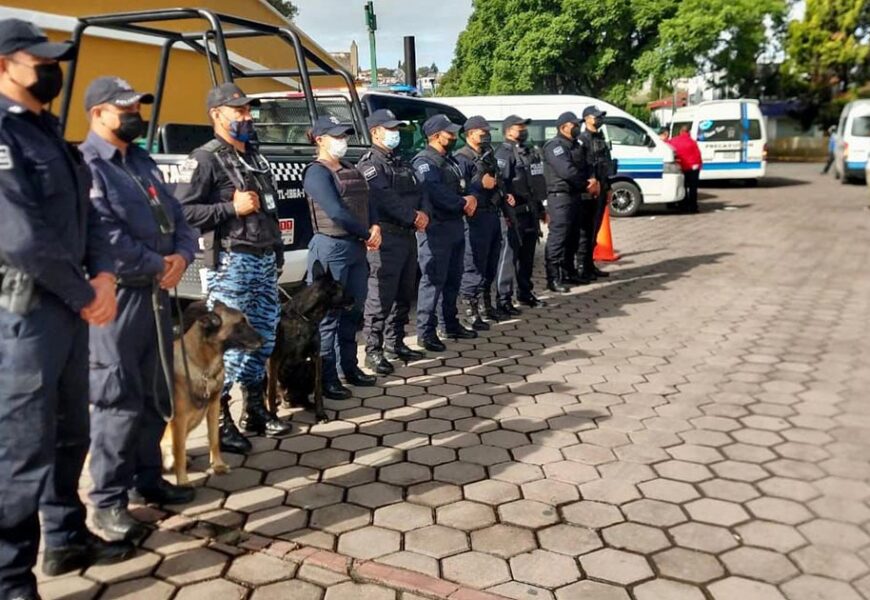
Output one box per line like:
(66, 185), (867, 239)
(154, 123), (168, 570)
(670, 99), (768, 183)
(58, 8), (370, 299)
(437, 94), (685, 217)
(833, 99), (870, 184)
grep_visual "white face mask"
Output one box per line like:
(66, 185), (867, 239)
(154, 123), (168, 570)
(383, 129), (401, 150)
(326, 136), (348, 159)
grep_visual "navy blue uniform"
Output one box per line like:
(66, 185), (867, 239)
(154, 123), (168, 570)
(412, 147), (467, 338)
(579, 129), (614, 260)
(0, 96), (114, 596)
(80, 132), (197, 510)
(454, 146), (502, 303)
(357, 146), (423, 353)
(303, 161), (375, 384)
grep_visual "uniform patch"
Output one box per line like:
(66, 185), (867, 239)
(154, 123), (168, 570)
(0, 146), (12, 170)
(89, 184), (104, 199)
(416, 163), (430, 175)
(178, 157), (198, 184)
(552, 146), (565, 156)
(362, 166), (377, 181)
(497, 158), (506, 168)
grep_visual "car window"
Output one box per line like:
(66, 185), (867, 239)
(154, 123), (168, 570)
(670, 121), (693, 136)
(602, 117), (650, 147)
(851, 116), (870, 137)
(252, 96), (364, 146)
(365, 95), (467, 160)
(696, 119), (762, 141)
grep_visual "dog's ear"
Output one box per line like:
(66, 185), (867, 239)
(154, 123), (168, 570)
(199, 312), (223, 335)
(311, 260), (325, 281)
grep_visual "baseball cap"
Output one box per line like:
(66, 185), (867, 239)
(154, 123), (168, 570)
(366, 109), (407, 130)
(582, 105), (607, 119)
(556, 111), (581, 128)
(84, 76), (154, 111)
(0, 19), (75, 60)
(502, 114), (531, 130)
(423, 114), (461, 137)
(463, 115), (491, 132)
(311, 115), (354, 137)
(206, 83), (261, 110)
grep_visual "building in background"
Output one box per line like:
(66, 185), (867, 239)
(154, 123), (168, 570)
(330, 40), (359, 79)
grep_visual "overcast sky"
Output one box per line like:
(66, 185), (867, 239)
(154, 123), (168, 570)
(294, 0), (473, 72)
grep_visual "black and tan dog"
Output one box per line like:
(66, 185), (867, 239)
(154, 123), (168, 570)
(267, 261), (353, 423)
(161, 301), (262, 485)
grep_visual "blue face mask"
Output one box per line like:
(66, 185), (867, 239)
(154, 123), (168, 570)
(383, 129), (401, 150)
(228, 118), (257, 143)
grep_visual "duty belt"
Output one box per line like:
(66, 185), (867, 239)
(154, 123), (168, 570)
(380, 222), (415, 236)
(222, 241), (276, 257)
(513, 203), (535, 215)
(117, 274), (155, 288)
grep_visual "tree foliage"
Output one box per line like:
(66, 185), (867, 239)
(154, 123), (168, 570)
(265, 0), (299, 20)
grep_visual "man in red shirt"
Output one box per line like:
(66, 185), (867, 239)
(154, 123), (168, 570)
(668, 125), (703, 213)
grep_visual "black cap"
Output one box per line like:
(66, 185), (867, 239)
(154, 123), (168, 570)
(366, 109), (406, 130)
(502, 114), (531, 130)
(423, 114), (461, 137)
(556, 111), (581, 128)
(582, 105), (606, 119)
(311, 115), (354, 137)
(0, 19), (75, 60)
(463, 115), (491, 132)
(207, 83), (260, 110)
(84, 76), (154, 111)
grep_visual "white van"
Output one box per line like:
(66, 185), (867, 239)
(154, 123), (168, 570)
(437, 95), (685, 217)
(670, 100), (767, 182)
(834, 99), (870, 183)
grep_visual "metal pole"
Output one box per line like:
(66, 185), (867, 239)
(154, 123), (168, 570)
(365, 1), (378, 87)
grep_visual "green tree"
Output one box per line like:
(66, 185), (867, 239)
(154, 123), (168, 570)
(265, 0), (299, 20)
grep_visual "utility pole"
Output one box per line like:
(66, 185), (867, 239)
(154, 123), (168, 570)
(364, 1), (378, 87)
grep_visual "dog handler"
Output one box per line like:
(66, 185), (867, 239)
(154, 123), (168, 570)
(303, 116), (381, 400)
(176, 83), (292, 448)
(81, 77), (199, 539)
(0, 20), (133, 597)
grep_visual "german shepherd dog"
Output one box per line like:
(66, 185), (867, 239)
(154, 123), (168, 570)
(161, 301), (262, 485)
(267, 261), (353, 422)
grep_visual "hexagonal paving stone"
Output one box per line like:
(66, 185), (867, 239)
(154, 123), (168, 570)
(520, 479), (580, 505)
(734, 520), (806, 553)
(555, 580), (630, 600)
(337, 526), (401, 559)
(223, 485), (286, 513)
(251, 579), (324, 600)
(542, 461), (599, 485)
(378, 462), (431, 486)
(406, 481), (463, 507)
(561, 443), (615, 465)
(707, 576), (787, 600)
(512, 444), (564, 465)
(459, 445), (512, 466)
(245, 450), (297, 471)
(266, 466), (319, 490)
(684, 498), (749, 526)
(498, 499), (561, 529)
(373, 502), (433, 532)
(284, 483), (344, 510)
(490, 462), (545, 485)
(324, 582), (396, 600)
(346, 482), (402, 508)
(155, 548), (228, 585)
(579, 548), (653, 585)
(780, 575), (863, 600)
(442, 551), (511, 589)
(698, 479), (760, 503)
(405, 525), (469, 558)
(226, 552), (295, 586)
(537, 523), (603, 556)
(376, 550), (439, 578)
(510, 549), (581, 589)
(638, 479), (700, 503)
(86, 550), (162, 584)
(669, 522), (739, 553)
(623, 499), (686, 527)
(746, 497), (812, 525)
(799, 518), (870, 550)
(577, 478), (640, 505)
(331, 433), (377, 451)
(433, 461), (486, 485)
(407, 445), (457, 466)
(490, 581), (555, 600)
(790, 545), (869, 581)
(321, 464), (378, 488)
(653, 547), (724, 584)
(471, 524), (537, 558)
(562, 500), (623, 529)
(603, 522), (670, 554)
(280, 434), (328, 453)
(634, 579), (705, 600)
(246, 506), (308, 536)
(464, 479), (521, 505)
(309, 503), (370, 534)
(174, 579), (247, 600)
(654, 460), (713, 483)
(299, 448), (350, 470)
(437, 500), (496, 531)
(101, 577), (174, 600)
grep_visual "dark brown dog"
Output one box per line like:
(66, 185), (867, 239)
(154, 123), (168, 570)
(161, 301), (262, 485)
(267, 261), (353, 422)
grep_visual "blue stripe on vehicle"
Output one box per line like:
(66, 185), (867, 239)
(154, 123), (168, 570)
(620, 171), (664, 179)
(703, 161), (763, 171)
(846, 160), (867, 170)
(740, 102), (750, 163)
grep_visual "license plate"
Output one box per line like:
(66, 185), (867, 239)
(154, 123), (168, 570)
(279, 218), (295, 246)
(716, 151), (739, 161)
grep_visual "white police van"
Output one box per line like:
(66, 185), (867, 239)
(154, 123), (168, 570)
(670, 100), (767, 182)
(834, 99), (870, 184)
(435, 95), (685, 217)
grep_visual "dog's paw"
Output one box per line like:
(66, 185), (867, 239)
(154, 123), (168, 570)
(210, 463), (231, 475)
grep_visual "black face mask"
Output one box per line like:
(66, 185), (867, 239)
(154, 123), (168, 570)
(14, 62), (64, 105)
(516, 130), (529, 144)
(442, 135), (457, 152)
(593, 117), (604, 130)
(113, 112), (145, 143)
(479, 133), (492, 147)
(570, 125), (581, 139)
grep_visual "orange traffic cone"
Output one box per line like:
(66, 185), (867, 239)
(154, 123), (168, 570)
(593, 204), (621, 262)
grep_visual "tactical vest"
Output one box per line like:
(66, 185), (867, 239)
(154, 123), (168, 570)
(307, 160), (370, 237)
(359, 150), (422, 226)
(506, 142), (547, 204)
(455, 145), (499, 209)
(416, 146), (465, 196)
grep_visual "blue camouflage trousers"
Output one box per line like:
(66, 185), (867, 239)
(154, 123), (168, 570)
(207, 251), (280, 390)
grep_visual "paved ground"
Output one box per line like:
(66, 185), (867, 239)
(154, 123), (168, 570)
(49, 163), (870, 599)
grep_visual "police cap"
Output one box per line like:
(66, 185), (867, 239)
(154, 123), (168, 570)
(422, 114), (461, 137)
(463, 115), (491, 132)
(312, 115), (355, 137)
(366, 109), (407, 130)
(556, 111), (581, 128)
(582, 105), (607, 119)
(0, 19), (74, 60)
(207, 83), (261, 110)
(502, 114), (531, 130)
(84, 76), (154, 111)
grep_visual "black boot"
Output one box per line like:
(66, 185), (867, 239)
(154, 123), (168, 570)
(240, 382), (292, 438)
(498, 300), (521, 317)
(482, 292), (506, 322)
(439, 324), (478, 340)
(365, 350), (394, 375)
(93, 507), (149, 543)
(546, 266), (571, 293)
(464, 298), (490, 331)
(42, 532), (134, 577)
(385, 341), (425, 361)
(593, 266), (610, 278)
(219, 393), (252, 454)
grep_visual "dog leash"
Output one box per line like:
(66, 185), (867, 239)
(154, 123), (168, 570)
(152, 281), (176, 423)
(278, 285), (309, 322)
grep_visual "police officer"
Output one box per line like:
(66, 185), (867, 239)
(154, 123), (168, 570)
(455, 116), (504, 328)
(80, 77), (199, 540)
(413, 115), (478, 351)
(176, 83), (291, 446)
(495, 115), (548, 309)
(303, 116), (380, 399)
(577, 106), (612, 280)
(0, 20), (134, 597)
(357, 109), (427, 375)
(543, 111), (599, 293)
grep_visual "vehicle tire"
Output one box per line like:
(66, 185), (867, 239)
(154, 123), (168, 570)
(744, 178), (759, 187)
(610, 180), (642, 217)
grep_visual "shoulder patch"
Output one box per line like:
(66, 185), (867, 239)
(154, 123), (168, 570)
(362, 166), (378, 181)
(7, 105), (25, 114)
(416, 163), (430, 175)
(0, 145), (12, 170)
(497, 158), (506, 168)
(178, 157), (199, 184)
(552, 146), (565, 156)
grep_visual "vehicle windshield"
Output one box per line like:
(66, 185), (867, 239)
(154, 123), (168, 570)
(697, 119), (762, 141)
(252, 96), (365, 146)
(851, 116), (870, 137)
(365, 94), (467, 160)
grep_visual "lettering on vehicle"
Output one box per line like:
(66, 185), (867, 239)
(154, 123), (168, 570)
(0, 145), (13, 170)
